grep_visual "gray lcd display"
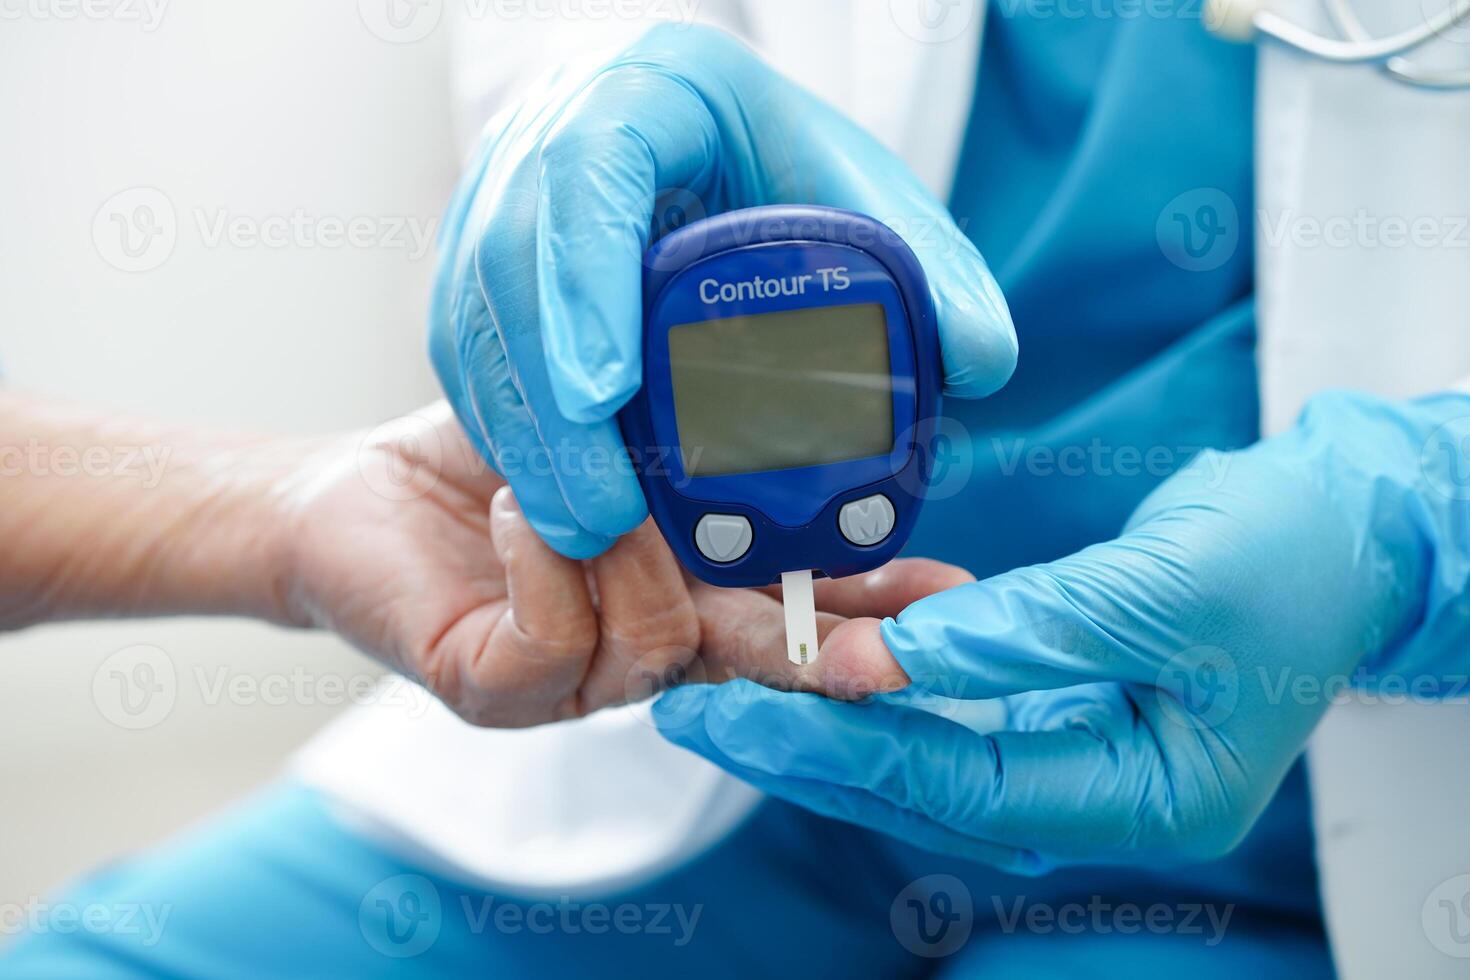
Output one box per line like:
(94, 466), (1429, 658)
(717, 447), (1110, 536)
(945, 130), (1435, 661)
(668, 302), (895, 477)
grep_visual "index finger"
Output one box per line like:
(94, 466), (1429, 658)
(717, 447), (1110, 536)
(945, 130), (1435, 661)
(758, 558), (975, 619)
(694, 558), (974, 700)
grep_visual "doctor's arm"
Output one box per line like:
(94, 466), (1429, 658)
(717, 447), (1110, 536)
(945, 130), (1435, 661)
(658, 390), (1470, 872)
(0, 389), (965, 726)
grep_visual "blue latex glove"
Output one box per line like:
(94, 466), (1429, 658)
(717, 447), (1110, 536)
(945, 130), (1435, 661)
(658, 391), (1470, 873)
(429, 24), (1016, 558)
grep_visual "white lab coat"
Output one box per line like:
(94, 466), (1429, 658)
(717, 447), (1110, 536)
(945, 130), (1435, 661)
(1258, 2), (1470, 976)
(295, 1), (1470, 971)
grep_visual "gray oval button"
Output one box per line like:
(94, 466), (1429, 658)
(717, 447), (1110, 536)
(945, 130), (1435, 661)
(695, 514), (753, 564)
(839, 494), (896, 547)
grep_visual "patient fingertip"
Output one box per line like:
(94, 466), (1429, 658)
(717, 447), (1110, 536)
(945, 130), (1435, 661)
(817, 618), (909, 701)
(906, 558), (976, 592)
(491, 483), (518, 512)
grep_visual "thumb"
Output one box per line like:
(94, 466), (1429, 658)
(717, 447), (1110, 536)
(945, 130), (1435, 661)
(878, 535), (1197, 700)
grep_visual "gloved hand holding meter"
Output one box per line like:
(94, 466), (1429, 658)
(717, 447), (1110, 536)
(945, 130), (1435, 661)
(621, 205), (941, 666)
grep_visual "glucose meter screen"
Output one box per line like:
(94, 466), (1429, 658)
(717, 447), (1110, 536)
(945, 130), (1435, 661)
(669, 302), (895, 477)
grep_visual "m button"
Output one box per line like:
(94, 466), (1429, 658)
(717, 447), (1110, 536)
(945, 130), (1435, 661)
(839, 494), (896, 547)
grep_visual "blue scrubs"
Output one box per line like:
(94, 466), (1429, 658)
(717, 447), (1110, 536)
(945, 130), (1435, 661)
(2, 6), (1333, 977)
(3, 784), (1328, 978)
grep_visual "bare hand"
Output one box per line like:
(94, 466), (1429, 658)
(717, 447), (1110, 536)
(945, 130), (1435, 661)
(281, 403), (969, 727)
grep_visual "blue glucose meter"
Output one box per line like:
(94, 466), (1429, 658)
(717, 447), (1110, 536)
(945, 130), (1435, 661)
(620, 205), (940, 589)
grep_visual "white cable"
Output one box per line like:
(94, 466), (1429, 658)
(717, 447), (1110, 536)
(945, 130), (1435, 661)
(1206, 0), (1470, 64)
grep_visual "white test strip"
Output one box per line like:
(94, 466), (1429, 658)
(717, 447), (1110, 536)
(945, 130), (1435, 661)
(781, 569), (820, 666)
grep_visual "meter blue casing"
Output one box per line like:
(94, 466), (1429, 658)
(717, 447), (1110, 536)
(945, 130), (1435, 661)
(619, 205), (941, 588)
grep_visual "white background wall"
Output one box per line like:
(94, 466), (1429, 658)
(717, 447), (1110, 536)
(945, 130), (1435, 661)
(0, 0), (459, 909)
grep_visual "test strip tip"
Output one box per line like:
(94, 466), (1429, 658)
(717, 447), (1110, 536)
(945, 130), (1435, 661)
(781, 570), (820, 667)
